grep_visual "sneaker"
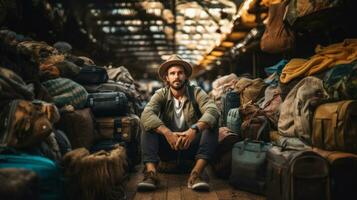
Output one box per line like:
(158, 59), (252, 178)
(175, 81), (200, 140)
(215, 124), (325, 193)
(137, 171), (160, 191)
(187, 171), (209, 191)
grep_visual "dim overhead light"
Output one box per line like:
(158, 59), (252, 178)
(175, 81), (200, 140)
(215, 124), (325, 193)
(221, 41), (234, 48)
(211, 51), (224, 57)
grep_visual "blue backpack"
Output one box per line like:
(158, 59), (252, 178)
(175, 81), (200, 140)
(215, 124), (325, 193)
(0, 149), (64, 200)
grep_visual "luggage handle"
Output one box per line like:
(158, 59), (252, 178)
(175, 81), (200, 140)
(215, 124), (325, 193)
(240, 139), (266, 158)
(89, 92), (121, 106)
(280, 139), (306, 151)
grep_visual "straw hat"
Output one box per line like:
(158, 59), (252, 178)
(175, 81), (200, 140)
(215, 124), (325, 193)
(158, 54), (192, 80)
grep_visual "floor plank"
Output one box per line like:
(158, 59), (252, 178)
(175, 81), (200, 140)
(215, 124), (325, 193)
(130, 165), (265, 200)
(166, 174), (183, 200)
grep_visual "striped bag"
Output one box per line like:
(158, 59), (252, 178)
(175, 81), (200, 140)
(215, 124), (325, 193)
(42, 78), (88, 109)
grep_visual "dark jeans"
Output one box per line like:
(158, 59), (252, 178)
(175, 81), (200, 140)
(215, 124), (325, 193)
(141, 128), (218, 164)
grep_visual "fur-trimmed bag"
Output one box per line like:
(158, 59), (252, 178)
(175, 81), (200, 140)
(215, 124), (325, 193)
(63, 146), (128, 200)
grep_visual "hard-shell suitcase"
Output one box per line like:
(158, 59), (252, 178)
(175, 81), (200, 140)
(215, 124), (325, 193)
(94, 115), (141, 168)
(266, 146), (330, 200)
(0, 151), (63, 200)
(313, 148), (357, 200)
(87, 91), (128, 117)
(56, 108), (95, 149)
(96, 116), (135, 142)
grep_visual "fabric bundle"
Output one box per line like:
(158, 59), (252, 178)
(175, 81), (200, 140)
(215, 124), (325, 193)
(280, 39), (357, 83)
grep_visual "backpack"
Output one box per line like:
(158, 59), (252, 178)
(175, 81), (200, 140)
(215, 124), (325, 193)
(278, 76), (328, 140)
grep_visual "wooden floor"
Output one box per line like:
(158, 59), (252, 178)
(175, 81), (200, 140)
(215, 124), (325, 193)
(126, 166), (265, 200)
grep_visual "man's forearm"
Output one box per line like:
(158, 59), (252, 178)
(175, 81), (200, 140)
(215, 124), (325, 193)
(196, 121), (209, 132)
(155, 125), (172, 136)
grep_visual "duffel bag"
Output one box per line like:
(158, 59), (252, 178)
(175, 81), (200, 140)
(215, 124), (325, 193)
(74, 65), (108, 84)
(230, 140), (272, 194)
(87, 91), (128, 117)
(312, 100), (357, 153)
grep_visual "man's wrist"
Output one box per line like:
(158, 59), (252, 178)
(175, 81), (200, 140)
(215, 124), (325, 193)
(190, 124), (200, 134)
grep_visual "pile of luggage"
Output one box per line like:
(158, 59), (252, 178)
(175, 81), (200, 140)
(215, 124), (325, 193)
(211, 39), (357, 200)
(0, 29), (143, 200)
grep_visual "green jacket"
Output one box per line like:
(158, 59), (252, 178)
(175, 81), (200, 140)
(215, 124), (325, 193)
(141, 85), (219, 132)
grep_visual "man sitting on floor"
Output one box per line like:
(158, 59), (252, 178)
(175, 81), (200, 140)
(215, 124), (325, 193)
(137, 55), (219, 191)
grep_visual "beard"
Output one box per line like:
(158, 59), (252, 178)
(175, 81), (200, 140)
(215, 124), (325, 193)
(169, 79), (186, 90)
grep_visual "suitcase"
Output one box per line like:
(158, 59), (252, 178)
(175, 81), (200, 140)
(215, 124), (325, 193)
(0, 151), (63, 200)
(230, 140), (272, 194)
(95, 116), (137, 142)
(95, 115), (141, 168)
(312, 100), (357, 153)
(313, 148), (357, 200)
(266, 146), (330, 200)
(56, 108), (95, 149)
(226, 108), (241, 134)
(221, 91), (240, 126)
(74, 65), (108, 84)
(87, 91), (128, 117)
(0, 168), (39, 200)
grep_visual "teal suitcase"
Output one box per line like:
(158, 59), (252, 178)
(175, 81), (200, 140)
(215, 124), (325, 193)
(0, 152), (63, 200)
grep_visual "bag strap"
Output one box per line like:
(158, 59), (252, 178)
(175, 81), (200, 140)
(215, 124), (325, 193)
(187, 85), (202, 119)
